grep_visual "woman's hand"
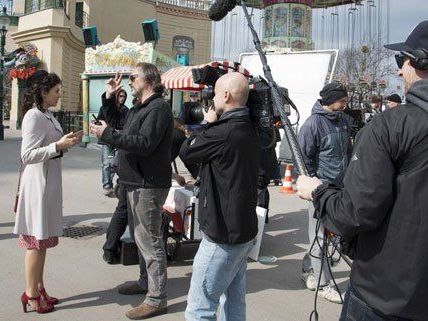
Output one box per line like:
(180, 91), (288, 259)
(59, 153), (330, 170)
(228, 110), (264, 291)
(56, 131), (83, 151)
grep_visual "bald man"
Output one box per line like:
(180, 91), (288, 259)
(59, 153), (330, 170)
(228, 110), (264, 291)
(180, 72), (260, 321)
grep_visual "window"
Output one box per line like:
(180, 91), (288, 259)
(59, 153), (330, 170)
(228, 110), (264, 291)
(24, 0), (64, 15)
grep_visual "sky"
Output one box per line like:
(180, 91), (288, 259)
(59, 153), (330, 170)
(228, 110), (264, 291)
(388, 0), (428, 44)
(311, 0), (428, 49)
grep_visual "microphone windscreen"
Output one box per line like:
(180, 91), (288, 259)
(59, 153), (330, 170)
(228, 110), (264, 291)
(208, 0), (238, 21)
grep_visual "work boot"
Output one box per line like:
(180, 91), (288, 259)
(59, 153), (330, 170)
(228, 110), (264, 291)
(125, 303), (167, 320)
(117, 281), (148, 295)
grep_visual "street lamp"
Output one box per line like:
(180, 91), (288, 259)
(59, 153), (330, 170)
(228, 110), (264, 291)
(0, 6), (10, 141)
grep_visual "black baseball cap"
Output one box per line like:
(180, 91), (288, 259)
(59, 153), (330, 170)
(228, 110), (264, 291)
(384, 20), (428, 51)
(386, 94), (402, 104)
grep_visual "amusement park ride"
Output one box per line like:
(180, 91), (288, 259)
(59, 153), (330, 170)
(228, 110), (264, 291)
(236, 0), (393, 114)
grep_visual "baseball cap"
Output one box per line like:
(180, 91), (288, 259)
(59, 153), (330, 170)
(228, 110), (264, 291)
(384, 20), (428, 51)
(386, 94), (402, 104)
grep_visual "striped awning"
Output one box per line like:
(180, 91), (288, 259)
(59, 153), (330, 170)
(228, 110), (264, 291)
(161, 61), (251, 90)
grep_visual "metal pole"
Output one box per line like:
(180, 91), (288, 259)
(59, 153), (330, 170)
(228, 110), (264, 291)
(239, 0), (308, 176)
(0, 27), (5, 141)
(81, 74), (90, 145)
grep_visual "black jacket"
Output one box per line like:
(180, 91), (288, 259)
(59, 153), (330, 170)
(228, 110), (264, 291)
(171, 128), (199, 178)
(314, 79), (428, 320)
(258, 128), (279, 180)
(100, 93), (173, 188)
(97, 98), (129, 145)
(180, 108), (260, 244)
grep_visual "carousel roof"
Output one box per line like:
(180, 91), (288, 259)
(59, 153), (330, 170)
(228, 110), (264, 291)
(245, 0), (362, 9)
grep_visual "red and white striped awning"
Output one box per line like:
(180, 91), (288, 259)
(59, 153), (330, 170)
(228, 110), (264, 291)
(161, 61), (251, 90)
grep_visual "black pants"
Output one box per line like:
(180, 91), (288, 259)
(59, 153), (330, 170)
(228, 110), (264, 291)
(257, 175), (270, 223)
(103, 184), (128, 257)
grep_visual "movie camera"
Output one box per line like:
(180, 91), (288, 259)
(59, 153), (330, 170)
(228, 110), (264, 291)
(182, 65), (285, 130)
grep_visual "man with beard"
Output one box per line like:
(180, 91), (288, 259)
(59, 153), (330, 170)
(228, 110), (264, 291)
(90, 63), (173, 319)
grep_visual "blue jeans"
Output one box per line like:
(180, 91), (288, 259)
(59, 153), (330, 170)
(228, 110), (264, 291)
(185, 236), (256, 321)
(340, 284), (412, 321)
(101, 144), (114, 189)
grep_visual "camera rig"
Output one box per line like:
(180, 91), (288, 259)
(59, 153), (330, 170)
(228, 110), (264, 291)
(190, 64), (285, 129)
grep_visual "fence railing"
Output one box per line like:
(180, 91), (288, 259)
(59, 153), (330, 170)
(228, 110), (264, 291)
(156, 0), (210, 11)
(24, 0), (64, 15)
(52, 110), (82, 134)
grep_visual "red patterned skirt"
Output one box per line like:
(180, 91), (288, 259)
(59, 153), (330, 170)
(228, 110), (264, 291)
(18, 235), (59, 250)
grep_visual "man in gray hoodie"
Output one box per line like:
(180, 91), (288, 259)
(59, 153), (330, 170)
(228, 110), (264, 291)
(298, 82), (352, 304)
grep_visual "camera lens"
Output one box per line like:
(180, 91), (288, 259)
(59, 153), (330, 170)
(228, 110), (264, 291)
(184, 102), (204, 125)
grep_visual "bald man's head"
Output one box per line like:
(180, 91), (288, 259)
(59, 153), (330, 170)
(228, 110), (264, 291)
(213, 72), (249, 115)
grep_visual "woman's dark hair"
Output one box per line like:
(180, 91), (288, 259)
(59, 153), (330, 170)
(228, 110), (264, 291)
(136, 62), (165, 95)
(23, 71), (62, 112)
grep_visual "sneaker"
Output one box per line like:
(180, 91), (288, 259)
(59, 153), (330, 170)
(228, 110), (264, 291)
(317, 284), (343, 304)
(126, 303), (167, 320)
(103, 252), (120, 265)
(118, 281), (148, 295)
(103, 187), (113, 195)
(305, 273), (318, 291)
(103, 188), (115, 197)
(273, 179), (283, 186)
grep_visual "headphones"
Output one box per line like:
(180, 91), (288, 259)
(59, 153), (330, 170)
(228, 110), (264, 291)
(403, 49), (428, 71)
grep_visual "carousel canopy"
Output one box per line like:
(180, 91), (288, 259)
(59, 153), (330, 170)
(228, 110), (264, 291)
(246, 0), (360, 9)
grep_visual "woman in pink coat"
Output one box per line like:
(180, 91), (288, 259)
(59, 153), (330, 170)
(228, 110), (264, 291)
(14, 71), (82, 314)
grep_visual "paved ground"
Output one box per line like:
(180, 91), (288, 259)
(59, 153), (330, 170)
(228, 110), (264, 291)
(0, 126), (350, 321)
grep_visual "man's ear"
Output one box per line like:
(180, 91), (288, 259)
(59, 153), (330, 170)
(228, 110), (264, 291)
(224, 91), (231, 103)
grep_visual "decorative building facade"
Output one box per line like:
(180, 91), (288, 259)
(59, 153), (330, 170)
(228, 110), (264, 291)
(9, 0), (211, 129)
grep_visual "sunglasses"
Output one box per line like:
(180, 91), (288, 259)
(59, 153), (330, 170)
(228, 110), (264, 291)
(129, 74), (143, 82)
(395, 53), (408, 69)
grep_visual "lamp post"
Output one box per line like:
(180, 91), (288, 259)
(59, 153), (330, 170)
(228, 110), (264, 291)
(0, 6), (10, 141)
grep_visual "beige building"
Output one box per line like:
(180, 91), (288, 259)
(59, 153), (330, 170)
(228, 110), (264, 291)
(9, 0), (211, 129)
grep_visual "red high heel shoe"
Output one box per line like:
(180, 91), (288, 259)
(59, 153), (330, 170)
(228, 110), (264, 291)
(21, 292), (54, 313)
(39, 287), (59, 305)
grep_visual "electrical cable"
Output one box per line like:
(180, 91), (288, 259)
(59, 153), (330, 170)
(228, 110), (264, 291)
(307, 218), (352, 321)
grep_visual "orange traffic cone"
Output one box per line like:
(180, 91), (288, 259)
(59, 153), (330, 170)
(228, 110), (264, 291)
(279, 164), (295, 194)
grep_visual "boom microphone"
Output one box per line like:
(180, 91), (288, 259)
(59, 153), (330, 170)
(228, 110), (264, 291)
(208, 0), (238, 21)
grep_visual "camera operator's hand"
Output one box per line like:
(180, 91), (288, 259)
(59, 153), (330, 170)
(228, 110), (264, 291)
(90, 120), (108, 138)
(203, 106), (218, 123)
(296, 175), (322, 201)
(105, 72), (123, 99)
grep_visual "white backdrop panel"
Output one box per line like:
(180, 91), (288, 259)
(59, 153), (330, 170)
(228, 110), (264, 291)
(240, 51), (337, 127)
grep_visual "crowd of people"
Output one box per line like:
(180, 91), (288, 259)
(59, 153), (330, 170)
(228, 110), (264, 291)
(12, 19), (428, 321)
